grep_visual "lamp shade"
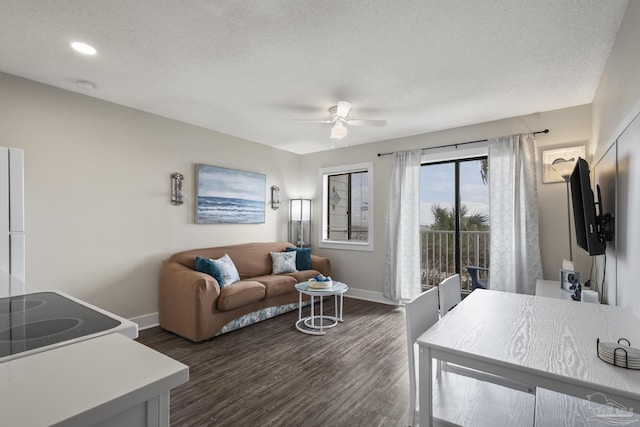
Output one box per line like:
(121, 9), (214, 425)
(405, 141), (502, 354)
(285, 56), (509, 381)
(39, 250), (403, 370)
(290, 199), (311, 221)
(551, 159), (576, 179)
(289, 199), (312, 247)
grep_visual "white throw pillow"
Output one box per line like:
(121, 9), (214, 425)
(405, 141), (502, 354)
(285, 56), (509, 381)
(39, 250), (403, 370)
(211, 254), (241, 287)
(270, 251), (297, 274)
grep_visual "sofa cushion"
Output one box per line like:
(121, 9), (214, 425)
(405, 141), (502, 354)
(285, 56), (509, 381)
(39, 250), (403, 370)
(228, 242), (293, 278)
(212, 254), (241, 287)
(194, 256), (223, 284)
(285, 247), (312, 271)
(270, 251), (297, 274)
(252, 275), (297, 298)
(217, 281), (266, 311)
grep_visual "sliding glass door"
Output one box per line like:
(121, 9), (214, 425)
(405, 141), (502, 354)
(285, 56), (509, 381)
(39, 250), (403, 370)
(419, 157), (490, 291)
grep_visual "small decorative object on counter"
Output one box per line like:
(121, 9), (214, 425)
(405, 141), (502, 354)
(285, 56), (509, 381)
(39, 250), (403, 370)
(597, 338), (640, 369)
(570, 283), (582, 301)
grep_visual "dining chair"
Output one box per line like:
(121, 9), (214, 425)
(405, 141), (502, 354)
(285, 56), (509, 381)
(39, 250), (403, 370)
(437, 274), (461, 316)
(467, 265), (489, 290)
(405, 287), (440, 426)
(436, 274), (461, 374)
(405, 287), (536, 426)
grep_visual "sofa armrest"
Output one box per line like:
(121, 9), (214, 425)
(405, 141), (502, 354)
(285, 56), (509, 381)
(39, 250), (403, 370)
(158, 260), (221, 342)
(310, 255), (331, 277)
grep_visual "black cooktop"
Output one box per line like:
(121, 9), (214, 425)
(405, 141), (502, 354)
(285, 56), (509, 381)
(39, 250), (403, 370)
(0, 292), (121, 359)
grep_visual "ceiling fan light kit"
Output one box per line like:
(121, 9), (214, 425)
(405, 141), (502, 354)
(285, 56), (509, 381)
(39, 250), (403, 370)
(330, 122), (348, 139)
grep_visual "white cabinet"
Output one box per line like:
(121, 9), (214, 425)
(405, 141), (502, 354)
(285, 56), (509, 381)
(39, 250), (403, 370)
(0, 147), (25, 285)
(615, 112), (640, 313)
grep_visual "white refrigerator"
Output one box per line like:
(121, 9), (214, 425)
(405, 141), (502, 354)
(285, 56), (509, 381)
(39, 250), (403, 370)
(0, 147), (25, 294)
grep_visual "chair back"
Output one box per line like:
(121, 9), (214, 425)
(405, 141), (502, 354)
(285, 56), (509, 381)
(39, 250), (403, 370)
(467, 266), (489, 290)
(405, 287), (440, 426)
(438, 274), (461, 315)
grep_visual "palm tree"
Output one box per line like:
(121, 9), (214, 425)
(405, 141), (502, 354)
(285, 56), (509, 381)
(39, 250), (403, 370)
(480, 158), (488, 184)
(430, 204), (456, 230)
(430, 204), (489, 231)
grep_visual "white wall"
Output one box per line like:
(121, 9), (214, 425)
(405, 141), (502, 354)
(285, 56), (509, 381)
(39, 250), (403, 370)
(591, 0), (640, 316)
(301, 105), (593, 302)
(0, 72), (297, 319)
(593, 1), (640, 162)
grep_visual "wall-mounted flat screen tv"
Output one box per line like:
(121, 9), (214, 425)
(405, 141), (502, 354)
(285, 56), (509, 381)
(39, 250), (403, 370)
(569, 157), (610, 256)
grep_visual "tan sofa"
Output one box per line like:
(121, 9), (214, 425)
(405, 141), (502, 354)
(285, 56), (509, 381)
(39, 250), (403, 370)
(159, 242), (331, 342)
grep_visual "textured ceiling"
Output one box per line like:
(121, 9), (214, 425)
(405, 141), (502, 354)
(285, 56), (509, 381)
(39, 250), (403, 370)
(0, 1), (629, 154)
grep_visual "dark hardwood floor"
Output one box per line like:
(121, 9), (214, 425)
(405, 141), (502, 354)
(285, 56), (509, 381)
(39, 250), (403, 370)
(137, 298), (410, 427)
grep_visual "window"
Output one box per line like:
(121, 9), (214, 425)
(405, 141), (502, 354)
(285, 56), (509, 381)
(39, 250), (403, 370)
(420, 153), (489, 292)
(320, 162), (373, 251)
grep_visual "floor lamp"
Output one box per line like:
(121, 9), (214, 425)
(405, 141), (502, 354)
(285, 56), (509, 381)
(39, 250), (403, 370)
(551, 159), (580, 296)
(551, 160), (576, 262)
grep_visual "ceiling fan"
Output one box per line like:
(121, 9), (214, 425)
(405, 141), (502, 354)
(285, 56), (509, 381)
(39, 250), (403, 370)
(294, 101), (387, 139)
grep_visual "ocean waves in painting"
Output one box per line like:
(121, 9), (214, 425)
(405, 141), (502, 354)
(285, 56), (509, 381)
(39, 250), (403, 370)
(197, 196), (265, 224)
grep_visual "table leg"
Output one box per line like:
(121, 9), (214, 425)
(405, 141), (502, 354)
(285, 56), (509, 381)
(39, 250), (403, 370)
(298, 291), (302, 322)
(418, 347), (433, 426)
(319, 295), (324, 334)
(310, 295), (315, 326)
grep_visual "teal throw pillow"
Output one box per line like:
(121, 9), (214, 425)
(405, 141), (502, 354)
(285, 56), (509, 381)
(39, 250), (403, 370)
(194, 256), (223, 285)
(285, 247), (312, 271)
(270, 251), (298, 274)
(211, 254), (241, 287)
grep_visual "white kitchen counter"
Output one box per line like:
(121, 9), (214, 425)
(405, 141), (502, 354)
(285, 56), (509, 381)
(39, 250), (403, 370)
(0, 332), (188, 426)
(535, 279), (574, 300)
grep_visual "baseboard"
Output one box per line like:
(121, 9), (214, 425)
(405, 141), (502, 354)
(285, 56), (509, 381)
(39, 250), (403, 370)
(128, 288), (396, 330)
(129, 312), (159, 331)
(345, 287), (397, 305)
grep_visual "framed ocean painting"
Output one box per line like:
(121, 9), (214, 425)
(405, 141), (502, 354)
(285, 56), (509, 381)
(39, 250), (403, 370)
(196, 164), (266, 224)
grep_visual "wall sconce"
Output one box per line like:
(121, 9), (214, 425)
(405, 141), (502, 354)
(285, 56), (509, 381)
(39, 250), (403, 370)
(171, 172), (185, 205)
(271, 185), (280, 210)
(289, 199), (311, 247)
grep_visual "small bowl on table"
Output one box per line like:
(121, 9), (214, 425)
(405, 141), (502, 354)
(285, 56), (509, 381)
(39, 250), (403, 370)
(308, 279), (333, 289)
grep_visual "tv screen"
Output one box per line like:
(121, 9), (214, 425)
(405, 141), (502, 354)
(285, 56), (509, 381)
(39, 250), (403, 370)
(569, 157), (606, 256)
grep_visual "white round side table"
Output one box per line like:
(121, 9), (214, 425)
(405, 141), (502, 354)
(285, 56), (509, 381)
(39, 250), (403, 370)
(295, 281), (348, 335)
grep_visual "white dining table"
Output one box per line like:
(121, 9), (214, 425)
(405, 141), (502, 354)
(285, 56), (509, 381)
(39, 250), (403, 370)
(417, 289), (640, 426)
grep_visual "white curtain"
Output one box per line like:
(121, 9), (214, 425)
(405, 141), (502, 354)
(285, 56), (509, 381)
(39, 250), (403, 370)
(488, 134), (543, 294)
(384, 149), (422, 303)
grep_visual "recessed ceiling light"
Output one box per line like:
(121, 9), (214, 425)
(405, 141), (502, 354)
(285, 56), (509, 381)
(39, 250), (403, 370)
(75, 79), (97, 90)
(70, 42), (97, 55)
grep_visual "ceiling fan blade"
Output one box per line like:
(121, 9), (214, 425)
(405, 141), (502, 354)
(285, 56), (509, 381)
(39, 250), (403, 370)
(336, 101), (352, 118)
(292, 119), (333, 124)
(347, 119), (387, 127)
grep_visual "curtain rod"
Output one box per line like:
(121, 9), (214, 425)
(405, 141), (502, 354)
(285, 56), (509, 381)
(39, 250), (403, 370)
(376, 129), (549, 157)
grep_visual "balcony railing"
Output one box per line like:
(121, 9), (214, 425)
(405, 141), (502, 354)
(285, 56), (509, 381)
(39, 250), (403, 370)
(420, 228), (490, 292)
